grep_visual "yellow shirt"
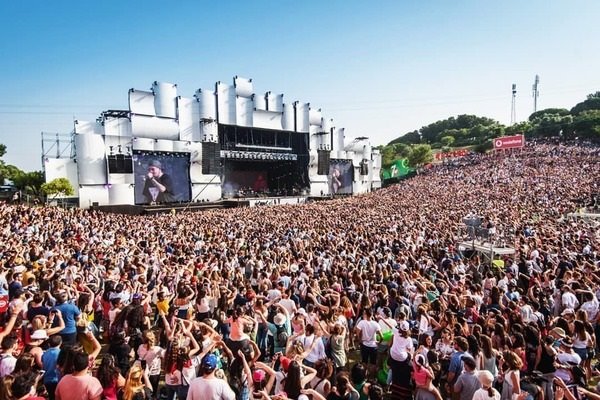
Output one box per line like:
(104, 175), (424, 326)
(156, 299), (169, 315)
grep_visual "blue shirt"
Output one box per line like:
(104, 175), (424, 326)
(448, 351), (466, 383)
(53, 302), (81, 334)
(42, 347), (61, 384)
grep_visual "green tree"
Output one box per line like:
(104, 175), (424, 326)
(12, 171), (45, 195)
(440, 135), (455, 147)
(389, 130), (420, 145)
(572, 110), (600, 140)
(377, 142), (412, 168)
(571, 92), (600, 115)
(528, 108), (570, 122)
(0, 163), (24, 185)
(530, 113), (573, 138)
(505, 121), (532, 136)
(407, 144), (433, 168)
(41, 178), (75, 198)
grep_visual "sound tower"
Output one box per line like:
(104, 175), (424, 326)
(202, 142), (221, 175)
(317, 150), (330, 175)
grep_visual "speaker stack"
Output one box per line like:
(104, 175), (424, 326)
(202, 142), (222, 175)
(317, 150), (330, 175)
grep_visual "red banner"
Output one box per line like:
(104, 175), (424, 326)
(0, 295), (8, 313)
(434, 149), (469, 160)
(494, 135), (524, 150)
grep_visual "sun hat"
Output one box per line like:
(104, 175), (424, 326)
(274, 313), (286, 326)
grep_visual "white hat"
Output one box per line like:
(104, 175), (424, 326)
(296, 308), (307, 317)
(562, 308), (575, 316)
(399, 321), (410, 331)
(30, 329), (48, 341)
(274, 313), (287, 326)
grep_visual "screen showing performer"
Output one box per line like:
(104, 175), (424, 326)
(329, 160), (353, 195)
(133, 153), (191, 204)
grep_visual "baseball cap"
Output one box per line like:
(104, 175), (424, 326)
(148, 160), (162, 169)
(279, 356), (291, 371)
(201, 353), (218, 370)
(399, 321), (410, 332)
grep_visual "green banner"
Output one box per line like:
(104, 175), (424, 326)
(382, 159), (413, 180)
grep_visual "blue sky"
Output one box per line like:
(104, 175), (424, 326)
(1, 1), (599, 170)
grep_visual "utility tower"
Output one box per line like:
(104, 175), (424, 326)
(532, 75), (540, 113)
(511, 84), (517, 125)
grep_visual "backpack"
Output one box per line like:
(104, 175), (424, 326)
(275, 324), (288, 348)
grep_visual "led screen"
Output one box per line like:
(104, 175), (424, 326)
(329, 159), (353, 195)
(133, 153), (191, 204)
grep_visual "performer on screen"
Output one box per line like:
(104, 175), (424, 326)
(143, 160), (176, 204)
(330, 165), (342, 195)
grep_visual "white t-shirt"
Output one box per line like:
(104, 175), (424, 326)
(580, 299), (599, 321)
(137, 345), (165, 376)
(278, 298), (296, 315)
(0, 353), (17, 378)
(187, 375), (236, 400)
(356, 319), (381, 348)
(562, 292), (579, 310)
(299, 334), (326, 363)
(390, 331), (414, 361)
(473, 387), (501, 400)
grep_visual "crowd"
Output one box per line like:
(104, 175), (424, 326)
(0, 142), (599, 400)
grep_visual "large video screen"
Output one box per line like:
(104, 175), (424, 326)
(133, 153), (191, 204)
(329, 159), (353, 195)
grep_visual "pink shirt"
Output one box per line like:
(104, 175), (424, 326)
(227, 317), (246, 341)
(55, 374), (103, 400)
(413, 367), (432, 387)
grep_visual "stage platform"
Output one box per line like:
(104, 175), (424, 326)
(566, 210), (600, 221)
(93, 195), (311, 215)
(459, 240), (516, 265)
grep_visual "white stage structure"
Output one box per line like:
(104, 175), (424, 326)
(44, 77), (382, 208)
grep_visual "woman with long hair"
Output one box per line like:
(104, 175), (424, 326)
(97, 354), (126, 400)
(575, 309), (596, 381)
(284, 360), (317, 400)
(12, 353), (36, 376)
(122, 365), (153, 400)
(467, 335), (482, 370)
(309, 359), (333, 398)
(136, 330), (165, 398)
(500, 351), (523, 400)
(479, 335), (499, 378)
(330, 323), (347, 374)
(0, 374), (14, 400)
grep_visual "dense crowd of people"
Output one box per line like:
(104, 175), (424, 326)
(0, 141), (599, 400)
